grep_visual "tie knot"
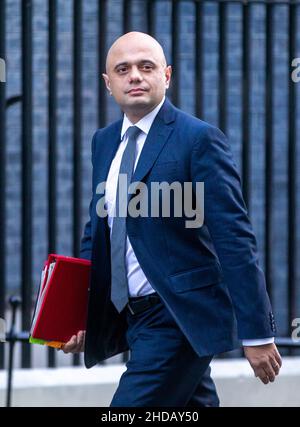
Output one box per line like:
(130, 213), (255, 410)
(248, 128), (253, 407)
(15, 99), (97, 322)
(126, 126), (141, 140)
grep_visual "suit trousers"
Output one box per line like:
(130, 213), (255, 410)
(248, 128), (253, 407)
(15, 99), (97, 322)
(110, 293), (219, 407)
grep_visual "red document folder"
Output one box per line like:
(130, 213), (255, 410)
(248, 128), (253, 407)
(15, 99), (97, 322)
(29, 254), (91, 349)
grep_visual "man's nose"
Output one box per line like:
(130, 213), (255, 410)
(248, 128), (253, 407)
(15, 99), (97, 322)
(128, 66), (143, 82)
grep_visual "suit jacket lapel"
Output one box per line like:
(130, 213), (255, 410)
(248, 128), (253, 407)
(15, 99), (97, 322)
(93, 120), (122, 255)
(95, 119), (123, 198)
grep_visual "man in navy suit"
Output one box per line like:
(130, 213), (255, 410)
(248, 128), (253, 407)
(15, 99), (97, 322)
(61, 31), (282, 406)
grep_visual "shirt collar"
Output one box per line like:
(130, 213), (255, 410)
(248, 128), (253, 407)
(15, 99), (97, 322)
(121, 95), (166, 140)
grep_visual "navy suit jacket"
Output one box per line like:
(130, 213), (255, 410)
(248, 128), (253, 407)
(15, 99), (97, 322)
(80, 97), (276, 369)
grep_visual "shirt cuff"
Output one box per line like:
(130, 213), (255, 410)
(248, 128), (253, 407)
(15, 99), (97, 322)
(242, 337), (275, 347)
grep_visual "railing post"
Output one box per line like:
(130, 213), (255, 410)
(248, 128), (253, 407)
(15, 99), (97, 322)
(6, 296), (21, 408)
(21, 0), (33, 369)
(0, 0), (7, 371)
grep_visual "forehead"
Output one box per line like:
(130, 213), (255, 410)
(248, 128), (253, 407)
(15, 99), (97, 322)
(107, 43), (163, 70)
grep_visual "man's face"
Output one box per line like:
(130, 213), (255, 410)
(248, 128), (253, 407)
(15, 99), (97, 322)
(102, 37), (171, 116)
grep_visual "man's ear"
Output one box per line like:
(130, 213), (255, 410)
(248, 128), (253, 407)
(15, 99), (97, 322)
(165, 65), (172, 89)
(102, 73), (111, 93)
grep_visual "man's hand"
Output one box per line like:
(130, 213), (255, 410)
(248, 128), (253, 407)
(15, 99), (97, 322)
(60, 330), (85, 354)
(243, 343), (282, 384)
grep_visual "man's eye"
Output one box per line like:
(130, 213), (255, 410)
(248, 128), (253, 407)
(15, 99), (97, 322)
(142, 65), (152, 70)
(117, 67), (127, 73)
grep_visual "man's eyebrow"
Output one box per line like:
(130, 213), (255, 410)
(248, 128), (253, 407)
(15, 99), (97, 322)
(113, 60), (156, 70)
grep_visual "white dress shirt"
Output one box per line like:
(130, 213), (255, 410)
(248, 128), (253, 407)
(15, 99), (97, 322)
(105, 96), (166, 298)
(104, 95), (274, 347)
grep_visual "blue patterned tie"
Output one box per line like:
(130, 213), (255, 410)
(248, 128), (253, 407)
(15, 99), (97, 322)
(110, 126), (142, 313)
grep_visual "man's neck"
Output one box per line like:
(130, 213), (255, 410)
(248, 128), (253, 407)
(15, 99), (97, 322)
(124, 100), (162, 124)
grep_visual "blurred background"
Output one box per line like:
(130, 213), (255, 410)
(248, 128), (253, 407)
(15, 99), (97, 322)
(0, 0), (299, 406)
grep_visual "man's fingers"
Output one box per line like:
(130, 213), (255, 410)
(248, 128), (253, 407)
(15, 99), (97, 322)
(274, 350), (282, 368)
(254, 360), (277, 383)
(262, 369), (271, 384)
(79, 331), (85, 352)
(270, 357), (280, 375)
(272, 363), (280, 375)
(244, 343), (282, 385)
(62, 335), (77, 353)
(263, 363), (276, 382)
(270, 349), (282, 375)
(61, 331), (86, 354)
(77, 331), (85, 351)
(62, 335), (78, 353)
(255, 368), (269, 384)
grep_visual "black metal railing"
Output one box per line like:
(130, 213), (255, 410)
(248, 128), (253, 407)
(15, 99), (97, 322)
(0, 0), (6, 371)
(3, 295), (300, 407)
(0, 0), (299, 373)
